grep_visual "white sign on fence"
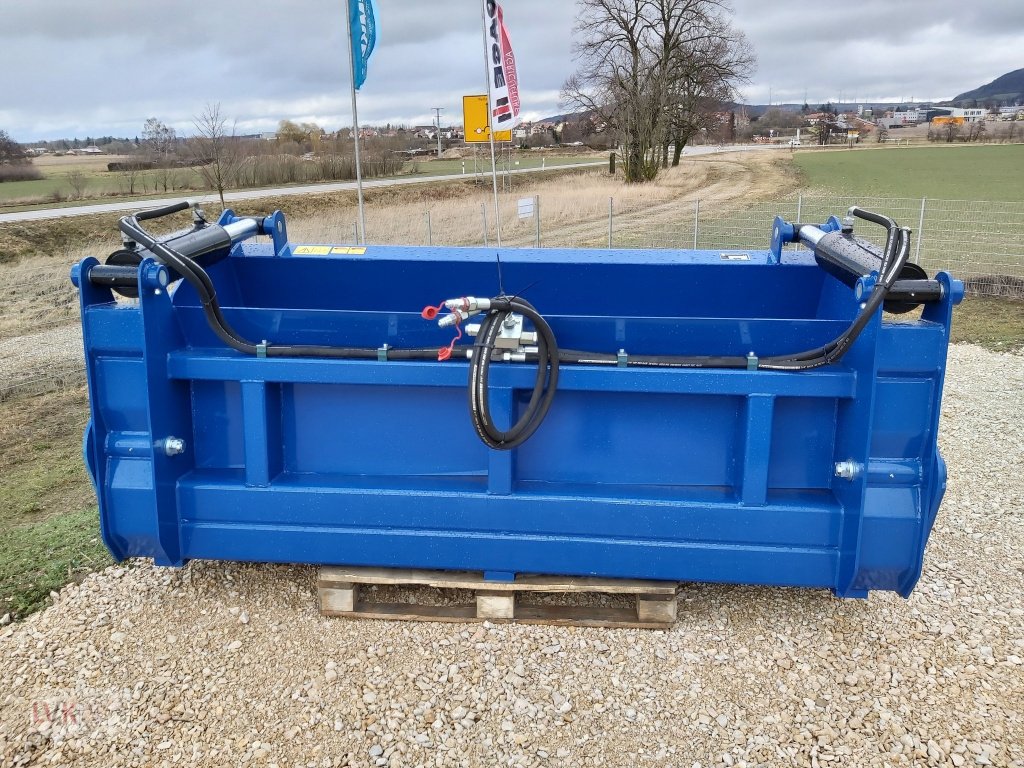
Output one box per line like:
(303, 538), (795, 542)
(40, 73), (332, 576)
(517, 197), (535, 219)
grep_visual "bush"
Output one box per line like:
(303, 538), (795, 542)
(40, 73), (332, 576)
(0, 164), (43, 183)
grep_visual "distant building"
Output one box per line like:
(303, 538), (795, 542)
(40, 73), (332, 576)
(892, 108), (927, 125)
(950, 108), (986, 123)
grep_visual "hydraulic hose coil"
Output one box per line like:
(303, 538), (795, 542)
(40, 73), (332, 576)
(468, 297), (559, 450)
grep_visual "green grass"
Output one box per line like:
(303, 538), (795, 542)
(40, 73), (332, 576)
(794, 144), (1024, 201)
(950, 296), (1024, 351)
(0, 387), (110, 620)
(0, 506), (111, 619)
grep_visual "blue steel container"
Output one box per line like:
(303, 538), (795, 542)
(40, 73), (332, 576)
(72, 215), (962, 598)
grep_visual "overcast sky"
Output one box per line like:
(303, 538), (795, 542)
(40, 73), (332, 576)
(1, 1), (1021, 142)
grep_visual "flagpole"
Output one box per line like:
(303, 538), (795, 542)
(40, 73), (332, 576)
(346, 0), (367, 245)
(479, 1), (502, 247)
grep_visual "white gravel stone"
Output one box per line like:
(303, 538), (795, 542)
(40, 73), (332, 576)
(0, 344), (1022, 768)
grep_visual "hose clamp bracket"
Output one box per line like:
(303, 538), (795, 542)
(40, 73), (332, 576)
(256, 342), (267, 359)
(617, 349), (628, 368)
(377, 344), (390, 362)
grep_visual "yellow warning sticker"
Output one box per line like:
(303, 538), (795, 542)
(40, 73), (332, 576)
(348, 247), (367, 254)
(329, 246), (367, 255)
(293, 245), (331, 255)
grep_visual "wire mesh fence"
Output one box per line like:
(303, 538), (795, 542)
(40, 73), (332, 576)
(1, 194), (1020, 401)
(312, 192), (1023, 297)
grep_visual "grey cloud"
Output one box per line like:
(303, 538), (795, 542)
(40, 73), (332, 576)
(0, 0), (1019, 141)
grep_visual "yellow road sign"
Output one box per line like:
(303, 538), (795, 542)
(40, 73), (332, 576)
(463, 94), (512, 143)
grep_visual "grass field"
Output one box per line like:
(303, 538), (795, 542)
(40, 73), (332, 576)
(0, 151), (602, 210)
(794, 144), (1024, 201)
(0, 155), (207, 208)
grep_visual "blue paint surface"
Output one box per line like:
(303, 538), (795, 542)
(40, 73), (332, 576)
(74, 221), (961, 598)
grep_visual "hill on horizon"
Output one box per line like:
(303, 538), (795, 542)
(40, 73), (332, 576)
(952, 68), (1024, 105)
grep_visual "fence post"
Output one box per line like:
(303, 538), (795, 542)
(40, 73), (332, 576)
(425, 210), (432, 246)
(693, 199), (700, 249)
(535, 195), (541, 248)
(481, 203), (488, 247)
(915, 197), (926, 264)
(353, 222), (359, 244)
(608, 197), (613, 248)
(797, 193), (803, 223)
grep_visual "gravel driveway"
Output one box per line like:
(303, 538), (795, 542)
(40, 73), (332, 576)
(2, 344), (1022, 768)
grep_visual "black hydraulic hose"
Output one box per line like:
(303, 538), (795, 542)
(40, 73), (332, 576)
(120, 208), (905, 375)
(759, 227), (910, 371)
(120, 214), (471, 363)
(543, 227), (910, 373)
(119, 215), (257, 353)
(111, 202), (915, 451)
(136, 201), (192, 221)
(468, 297), (559, 450)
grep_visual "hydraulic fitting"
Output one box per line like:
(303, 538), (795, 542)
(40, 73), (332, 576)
(438, 308), (470, 328)
(444, 296), (492, 313)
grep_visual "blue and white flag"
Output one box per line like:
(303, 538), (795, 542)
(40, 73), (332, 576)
(349, 0), (377, 91)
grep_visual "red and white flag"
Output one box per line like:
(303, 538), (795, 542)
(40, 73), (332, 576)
(483, 0), (521, 129)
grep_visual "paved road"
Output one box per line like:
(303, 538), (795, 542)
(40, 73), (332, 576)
(0, 161), (604, 224)
(0, 145), (783, 224)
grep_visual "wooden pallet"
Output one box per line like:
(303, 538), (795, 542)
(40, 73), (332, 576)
(318, 567), (679, 629)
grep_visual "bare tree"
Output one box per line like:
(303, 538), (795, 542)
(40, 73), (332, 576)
(562, 0), (753, 182)
(814, 105), (840, 146)
(190, 103), (241, 208)
(116, 162), (142, 195)
(143, 118), (177, 192)
(0, 129), (29, 165)
(661, 10), (754, 166)
(66, 170), (89, 199)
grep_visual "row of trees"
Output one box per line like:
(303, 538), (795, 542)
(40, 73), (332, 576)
(184, 105), (403, 206)
(562, 0), (754, 182)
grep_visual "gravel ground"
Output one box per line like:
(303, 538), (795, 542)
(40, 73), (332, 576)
(1, 344), (1022, 768)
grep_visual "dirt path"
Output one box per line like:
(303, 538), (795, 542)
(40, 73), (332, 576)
(506, 152), (799, 249)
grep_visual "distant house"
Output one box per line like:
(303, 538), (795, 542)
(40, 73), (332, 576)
(804, 112), (833, 125)
(81, 145), (103, 154)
